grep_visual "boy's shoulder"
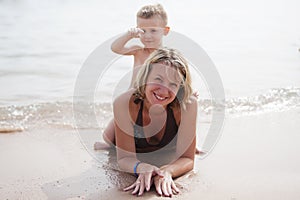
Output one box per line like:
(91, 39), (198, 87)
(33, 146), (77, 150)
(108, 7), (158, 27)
(133, 48), (153, 64)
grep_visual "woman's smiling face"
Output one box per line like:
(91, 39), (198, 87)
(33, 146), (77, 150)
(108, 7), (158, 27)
(144, 63), (183, 107)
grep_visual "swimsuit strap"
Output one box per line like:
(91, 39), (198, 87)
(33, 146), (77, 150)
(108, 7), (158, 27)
(136, 100), (144, 127)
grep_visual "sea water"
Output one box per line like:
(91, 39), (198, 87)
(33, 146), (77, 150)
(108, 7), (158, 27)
(0, 0), (299, 133)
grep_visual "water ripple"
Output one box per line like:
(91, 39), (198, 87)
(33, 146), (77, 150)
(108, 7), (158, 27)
(0, 87), (299, 132)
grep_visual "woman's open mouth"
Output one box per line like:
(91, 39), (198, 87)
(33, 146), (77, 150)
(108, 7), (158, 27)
(153, 92), (168, 101)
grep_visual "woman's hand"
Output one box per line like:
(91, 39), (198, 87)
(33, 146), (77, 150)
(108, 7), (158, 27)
(123, 163), (164, 196)
(154, 171), (180, 197)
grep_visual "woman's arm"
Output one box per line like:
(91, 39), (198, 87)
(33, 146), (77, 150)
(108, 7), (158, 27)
(162, 96), (197, 176)
(154, 97), (198, 196)
(113, 90), (138, 170)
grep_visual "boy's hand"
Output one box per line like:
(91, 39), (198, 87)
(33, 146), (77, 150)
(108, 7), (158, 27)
(128, 27), (144, 38)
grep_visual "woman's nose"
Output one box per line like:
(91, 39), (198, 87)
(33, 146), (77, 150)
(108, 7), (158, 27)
(158, 85), (169, 94)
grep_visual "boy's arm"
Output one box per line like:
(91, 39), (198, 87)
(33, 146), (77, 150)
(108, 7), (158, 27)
(111, 28), (144, 55)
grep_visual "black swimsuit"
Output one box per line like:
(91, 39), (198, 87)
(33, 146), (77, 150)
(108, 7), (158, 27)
(134, 100), (178, 153)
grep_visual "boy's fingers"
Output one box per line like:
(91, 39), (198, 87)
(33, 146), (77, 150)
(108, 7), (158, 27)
(137, 28), (144, 33)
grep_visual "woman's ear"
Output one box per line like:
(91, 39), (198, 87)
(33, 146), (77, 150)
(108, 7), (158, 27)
(164, 26), (170, 35)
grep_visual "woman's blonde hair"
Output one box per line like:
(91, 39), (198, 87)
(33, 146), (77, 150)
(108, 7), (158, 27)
(134, 47), (193, 109)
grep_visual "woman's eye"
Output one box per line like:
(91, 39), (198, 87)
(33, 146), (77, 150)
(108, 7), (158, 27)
(170, 83), (178, 89)
(151, 29), (157, 33)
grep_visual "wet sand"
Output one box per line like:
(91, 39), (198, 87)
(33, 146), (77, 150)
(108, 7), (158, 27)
(0, 108), (300, 199)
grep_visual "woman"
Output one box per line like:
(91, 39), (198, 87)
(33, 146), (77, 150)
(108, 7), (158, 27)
(113, 47), (197, 197)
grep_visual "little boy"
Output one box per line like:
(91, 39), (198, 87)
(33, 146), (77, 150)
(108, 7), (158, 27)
(94, 4), (170, 150)
(111, 3), (170, 87)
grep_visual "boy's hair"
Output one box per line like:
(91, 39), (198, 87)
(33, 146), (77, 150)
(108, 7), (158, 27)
(136, 4), (168, 26)
(134, 47), (193, 110)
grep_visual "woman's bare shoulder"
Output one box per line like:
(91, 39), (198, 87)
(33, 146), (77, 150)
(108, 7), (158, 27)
(113, 89), (135, 106)
(188, 96), (198, 107)
(182, 96), (198, 112)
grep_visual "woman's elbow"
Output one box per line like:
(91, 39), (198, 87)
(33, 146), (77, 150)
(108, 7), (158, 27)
(117, 158), (127, 171)
(187, 159), (194, 171)
(180, 157), (194, 172)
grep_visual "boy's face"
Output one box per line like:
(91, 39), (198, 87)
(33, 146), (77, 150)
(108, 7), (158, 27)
(137, 16), (169, 49)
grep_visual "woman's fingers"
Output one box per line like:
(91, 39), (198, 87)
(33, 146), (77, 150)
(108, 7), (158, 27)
(123, 183), (135, 191)
(131, 179), (142, 195)
(138, 177), (145, 196)
(155, 176), (180, 197)
(124, 165), (165, 196)
(124, 179), (143, 195)
(155, 178), (163, 196)
(154, 168), (164, 178)
(131, 184), (140, 195)
(161, 180), (170, 197)
(167, 182), (173, 197)
(171, 181), (180, 194)
(144, 172), (152, 191)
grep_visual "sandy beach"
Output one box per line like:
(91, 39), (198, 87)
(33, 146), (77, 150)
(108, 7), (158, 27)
(1, 107), (299, 199)
(1, 0), (300, 199)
